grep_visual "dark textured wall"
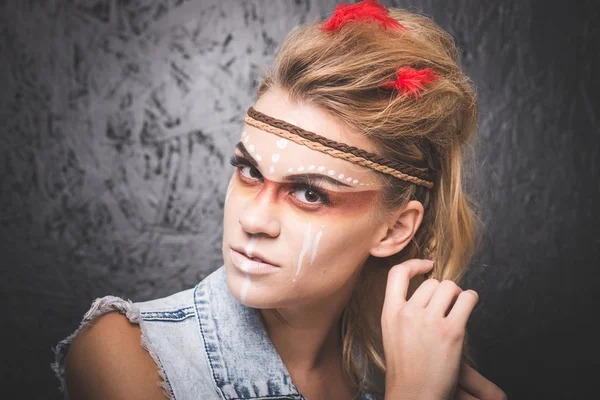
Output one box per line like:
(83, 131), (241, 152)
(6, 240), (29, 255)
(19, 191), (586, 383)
(1, 1), (598, 399)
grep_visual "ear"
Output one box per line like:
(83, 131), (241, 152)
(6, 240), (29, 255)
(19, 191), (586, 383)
(369, 200), (424, 258)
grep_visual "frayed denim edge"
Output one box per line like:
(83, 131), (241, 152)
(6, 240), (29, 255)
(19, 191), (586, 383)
(50, 295), (175, 400)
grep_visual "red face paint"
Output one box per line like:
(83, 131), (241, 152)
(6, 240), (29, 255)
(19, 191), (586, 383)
(231, 155), (380, 218)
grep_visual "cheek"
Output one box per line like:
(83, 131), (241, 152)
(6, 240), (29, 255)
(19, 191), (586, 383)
(291, 222), (373, 273)
(314, 229), (369, 261)
(224, 178), (234, 207)
(223, 180), (243, 228)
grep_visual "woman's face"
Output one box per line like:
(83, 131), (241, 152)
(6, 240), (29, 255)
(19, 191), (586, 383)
(222, 87), (387, 308)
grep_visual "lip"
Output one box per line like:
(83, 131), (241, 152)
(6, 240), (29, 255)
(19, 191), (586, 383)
(230, 248), (280, 275)
(230, 246), (279, 268)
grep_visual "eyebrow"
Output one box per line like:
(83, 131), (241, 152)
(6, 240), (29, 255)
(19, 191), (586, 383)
(235, 142), (352, 188)
(235, 142), (259, 167)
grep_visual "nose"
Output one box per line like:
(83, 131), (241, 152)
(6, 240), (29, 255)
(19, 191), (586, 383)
(238, 189), (281, 238)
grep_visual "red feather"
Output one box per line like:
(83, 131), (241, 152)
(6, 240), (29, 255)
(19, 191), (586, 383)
(380, 67), (440, 98)
(320, 0), (407, 32)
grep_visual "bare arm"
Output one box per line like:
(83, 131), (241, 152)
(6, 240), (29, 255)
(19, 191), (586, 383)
(454, 363), (507, 400)
(64, 311), (167, 400)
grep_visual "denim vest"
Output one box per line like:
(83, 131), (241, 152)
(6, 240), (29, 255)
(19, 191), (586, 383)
(53, 266), (380, 399)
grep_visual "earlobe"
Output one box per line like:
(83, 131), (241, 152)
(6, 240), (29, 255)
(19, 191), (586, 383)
(369, 200), (424, 258)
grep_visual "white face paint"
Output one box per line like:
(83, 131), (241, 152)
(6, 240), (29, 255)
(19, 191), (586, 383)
(245, 236), (258, 258)
(276, 138), (288, 149)
(241, 139), (371, 185)
(240, 259), (252, 303)
(234, 236), (259, 302)
(224, 179), (234, 207)
(293, 223), (327, 282)
(294, 222), (313, 282)
(310, 226), (324, 266)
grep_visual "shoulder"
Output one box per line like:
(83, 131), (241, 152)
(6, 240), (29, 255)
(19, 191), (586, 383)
(135, 286), (196, 314)
(64, 311), (167, 400)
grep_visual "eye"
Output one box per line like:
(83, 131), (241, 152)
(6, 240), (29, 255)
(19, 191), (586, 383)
(239, 165), (262, 180)
(291, 187), (328, 205)
(229, 154), (262, 182)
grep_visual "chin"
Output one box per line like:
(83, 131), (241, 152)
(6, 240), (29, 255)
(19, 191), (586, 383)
(224, 263), (279, 309)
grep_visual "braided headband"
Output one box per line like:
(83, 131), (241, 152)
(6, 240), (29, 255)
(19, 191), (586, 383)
(245, 107), (434, 189)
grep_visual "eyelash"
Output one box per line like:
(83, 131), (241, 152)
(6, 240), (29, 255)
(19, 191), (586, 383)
(229, 154), (331, 207)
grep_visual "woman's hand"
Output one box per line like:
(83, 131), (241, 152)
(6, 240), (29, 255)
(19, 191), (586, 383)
(453, 363), (507, 400)
(381, 259), (479, 400)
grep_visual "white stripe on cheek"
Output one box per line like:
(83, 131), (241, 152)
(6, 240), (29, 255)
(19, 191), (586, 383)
(294, 222), (312, 281)
(310, 229), (323, 266)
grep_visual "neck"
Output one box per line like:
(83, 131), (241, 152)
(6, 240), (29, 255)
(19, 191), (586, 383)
(260, 274), (360, 373)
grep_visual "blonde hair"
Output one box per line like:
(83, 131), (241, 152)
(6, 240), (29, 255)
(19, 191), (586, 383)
(256, 8), (482, 397)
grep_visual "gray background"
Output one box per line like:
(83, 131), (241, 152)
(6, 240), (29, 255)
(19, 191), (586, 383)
(1, 0), (598, 399)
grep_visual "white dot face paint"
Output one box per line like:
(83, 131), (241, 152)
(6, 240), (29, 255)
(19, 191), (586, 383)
(276, 138), (288, 149)
(237, 126), (379, 188)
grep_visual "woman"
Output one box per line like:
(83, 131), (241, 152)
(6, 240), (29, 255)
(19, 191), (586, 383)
(52, 1), (506, 399)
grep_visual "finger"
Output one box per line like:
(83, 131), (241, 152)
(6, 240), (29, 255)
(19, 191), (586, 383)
(458, 363), (505, 400)
(426, 280), (462, 317)
(382, 259), (434, 312)
(453, 386), (479, 400)
(407, 278), (440, 308)
(447, 290), (479, 327)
